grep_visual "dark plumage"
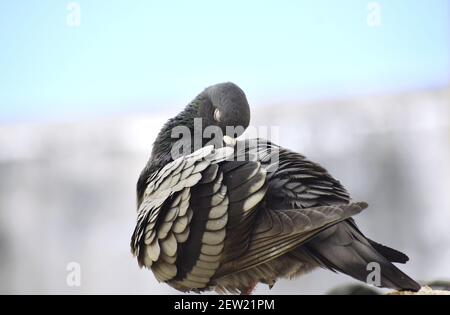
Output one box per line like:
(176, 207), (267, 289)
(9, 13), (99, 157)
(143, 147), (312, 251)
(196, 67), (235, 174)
(131, 82), (420, 294)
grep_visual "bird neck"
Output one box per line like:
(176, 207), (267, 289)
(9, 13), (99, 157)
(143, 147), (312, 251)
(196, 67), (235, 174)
(136, 98), (208, 204)
(151, 100), (203, 167)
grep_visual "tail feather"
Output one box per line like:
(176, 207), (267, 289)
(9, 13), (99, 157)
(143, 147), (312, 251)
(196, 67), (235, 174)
(303, 220), (420, 292)
(347, 218), (410, 264)
(367, 239), (409, 264)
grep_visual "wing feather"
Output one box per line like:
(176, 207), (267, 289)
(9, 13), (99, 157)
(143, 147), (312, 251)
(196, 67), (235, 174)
(216, 202), (367, 277)
(130, 146), (233, 283)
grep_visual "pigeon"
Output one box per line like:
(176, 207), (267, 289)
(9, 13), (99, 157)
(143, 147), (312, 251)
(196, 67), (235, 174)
(131, 82), (421, 294)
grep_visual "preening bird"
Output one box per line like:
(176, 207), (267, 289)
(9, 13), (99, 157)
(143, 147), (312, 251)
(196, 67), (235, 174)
(131, 82), (420, 294)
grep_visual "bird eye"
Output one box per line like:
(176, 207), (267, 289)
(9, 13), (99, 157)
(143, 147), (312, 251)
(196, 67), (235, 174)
(214, 108), (221, 122)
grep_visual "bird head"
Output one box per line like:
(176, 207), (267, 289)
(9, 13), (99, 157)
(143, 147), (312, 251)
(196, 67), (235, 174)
(196, 82), (251, 138)
(147, 82), (250, 171)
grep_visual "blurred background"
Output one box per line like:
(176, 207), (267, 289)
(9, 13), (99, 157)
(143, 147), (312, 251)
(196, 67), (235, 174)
(0, 0), (449, 294)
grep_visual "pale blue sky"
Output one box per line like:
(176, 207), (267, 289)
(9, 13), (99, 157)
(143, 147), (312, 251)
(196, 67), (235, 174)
(0, 0), (449, 121)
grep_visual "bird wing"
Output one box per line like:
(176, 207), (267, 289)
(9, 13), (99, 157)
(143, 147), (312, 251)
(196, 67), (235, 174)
(169, 158), (269, 291)
(212, 138), (363, 277)
(215, 202), (367, 277)
(236, 138), (350, 209)
(130, 145), (234, 284)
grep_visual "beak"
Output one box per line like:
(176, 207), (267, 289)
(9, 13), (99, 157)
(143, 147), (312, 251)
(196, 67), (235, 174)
(223, 135), (237, 147)
(214, 108), (221, 122)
